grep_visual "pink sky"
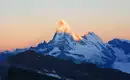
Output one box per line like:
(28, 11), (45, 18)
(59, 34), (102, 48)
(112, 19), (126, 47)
(0, 0), (130, 51)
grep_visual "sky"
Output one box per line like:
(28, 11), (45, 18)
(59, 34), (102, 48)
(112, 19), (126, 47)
(0, 0), (130, 51)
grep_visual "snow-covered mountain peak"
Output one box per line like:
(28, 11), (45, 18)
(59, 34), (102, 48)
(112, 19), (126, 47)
(53, 20), (83, 41)
(88, 32), (97, 36)
(56, 20), (72, 34)
(83, 32), (104, 44)
(48, 25), (116, 67)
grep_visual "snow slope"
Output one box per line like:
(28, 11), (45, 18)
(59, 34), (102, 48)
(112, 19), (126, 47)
(108, 39), (130, 73)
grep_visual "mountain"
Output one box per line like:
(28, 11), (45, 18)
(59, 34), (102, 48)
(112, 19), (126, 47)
(29, 41), (49, 54)
(108, 38), (130, 73)
(0, 20), (116, 68)
(108, 38), (130, 55)
(1, 20), (130, 74)
(7, 50), (130, 80)
(45, 20), (116, 67)
(0, 48), (29, 55)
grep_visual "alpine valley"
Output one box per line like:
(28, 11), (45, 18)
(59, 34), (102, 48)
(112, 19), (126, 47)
(0, 20), (130, 80)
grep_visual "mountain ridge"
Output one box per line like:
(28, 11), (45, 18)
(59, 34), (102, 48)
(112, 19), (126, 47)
(7, 50), (130, 80)
(0, 20), (130, 74)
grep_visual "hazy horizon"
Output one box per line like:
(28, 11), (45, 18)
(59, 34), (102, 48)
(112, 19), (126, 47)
(0, 0), (130, 51)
